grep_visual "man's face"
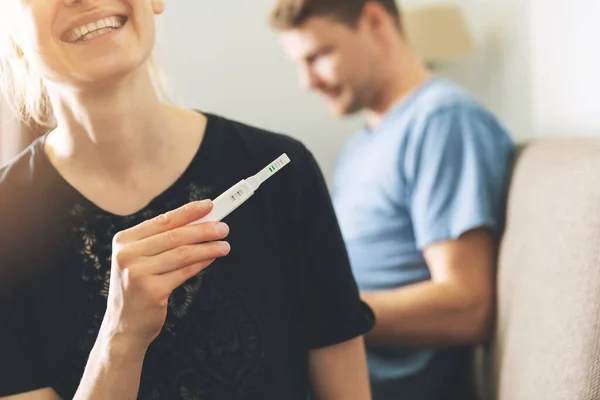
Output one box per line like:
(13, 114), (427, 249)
(279, 16), (380, 117)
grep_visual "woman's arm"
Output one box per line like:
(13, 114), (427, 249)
(71, 333), (147, 400)
(1, 389), (61, 400)
(1, 201), (230, 400)
(1, 335), (145, 400)
(308, 337), (372, 400)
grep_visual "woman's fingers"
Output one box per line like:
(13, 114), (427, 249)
(145, 241), (231, 275)
(162, 259), (216, 292)
(116, 200), (213, 242)
(132, 221), (229, 256)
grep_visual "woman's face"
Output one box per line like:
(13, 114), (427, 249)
(12, 0), (164, 89)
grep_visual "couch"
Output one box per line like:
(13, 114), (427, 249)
(479, 139), (600, 399)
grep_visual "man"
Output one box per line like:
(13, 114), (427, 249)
(269, 1), (515, 399)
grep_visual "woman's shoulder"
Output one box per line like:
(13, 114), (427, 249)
(0, 140), (49, 284)
(0, 141), (40, 197)
(0, 138), (49, 221)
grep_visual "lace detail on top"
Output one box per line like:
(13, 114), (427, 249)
(56, 182), (267, 399)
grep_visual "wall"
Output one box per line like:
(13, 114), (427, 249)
(410, 0), (533, 140)
(156, 1), (362, 185)
(156, 0), (533, 183)
(531, 0), (600, 137)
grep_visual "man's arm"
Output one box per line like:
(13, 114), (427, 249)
(308, 337), (372, 400)
(361, 228), (495, 348)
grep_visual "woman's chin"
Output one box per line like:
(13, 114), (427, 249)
(70, 56), (149, 87)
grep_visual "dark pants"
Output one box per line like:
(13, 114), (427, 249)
(371, 347), (478, 400)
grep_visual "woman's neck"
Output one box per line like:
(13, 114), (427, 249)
(42, 64), (207, 215)
(46, 64), (176, 175)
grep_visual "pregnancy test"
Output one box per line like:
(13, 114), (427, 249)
(190, 153), (291, 224)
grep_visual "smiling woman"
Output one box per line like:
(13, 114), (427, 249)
(0, 1), (167, 129)
(0, 1), (373, 400)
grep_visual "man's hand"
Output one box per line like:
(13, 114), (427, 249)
(361, 228), (496, 347)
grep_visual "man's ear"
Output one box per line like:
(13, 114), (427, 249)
(360, 2), (392, 33)
(151, 0), (165, 15)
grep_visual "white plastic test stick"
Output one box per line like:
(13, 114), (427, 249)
(190, 153), (291, 224)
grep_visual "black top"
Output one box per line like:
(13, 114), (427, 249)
(0, 113), (374, 399)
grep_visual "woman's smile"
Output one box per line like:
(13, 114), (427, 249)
(62, 14), (128, 44)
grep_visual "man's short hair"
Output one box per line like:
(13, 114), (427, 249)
(269, 0), (402, 31)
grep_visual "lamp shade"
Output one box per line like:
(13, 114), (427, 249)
(403, 4), (475, 63)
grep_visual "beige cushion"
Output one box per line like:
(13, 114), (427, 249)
(486, 139), (600, 399)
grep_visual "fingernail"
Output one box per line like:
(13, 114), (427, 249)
(215, 223), (229, 236)
(198, 199), (212, 208)
(218, 241), (231, 254)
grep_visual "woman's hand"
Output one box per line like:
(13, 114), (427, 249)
(101, 199), (230, 349)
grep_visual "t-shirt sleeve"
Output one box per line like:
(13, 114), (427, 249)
(0, 283), (51, 396)
(406, 107), (515, 250)
(296, 147), (375, 349)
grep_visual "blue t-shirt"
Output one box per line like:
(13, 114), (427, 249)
(332, 77), (515, 398)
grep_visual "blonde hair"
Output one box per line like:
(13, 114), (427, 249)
(0, 6), (170, 130)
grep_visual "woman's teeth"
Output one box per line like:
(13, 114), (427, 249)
(67, 16), (126, 43)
